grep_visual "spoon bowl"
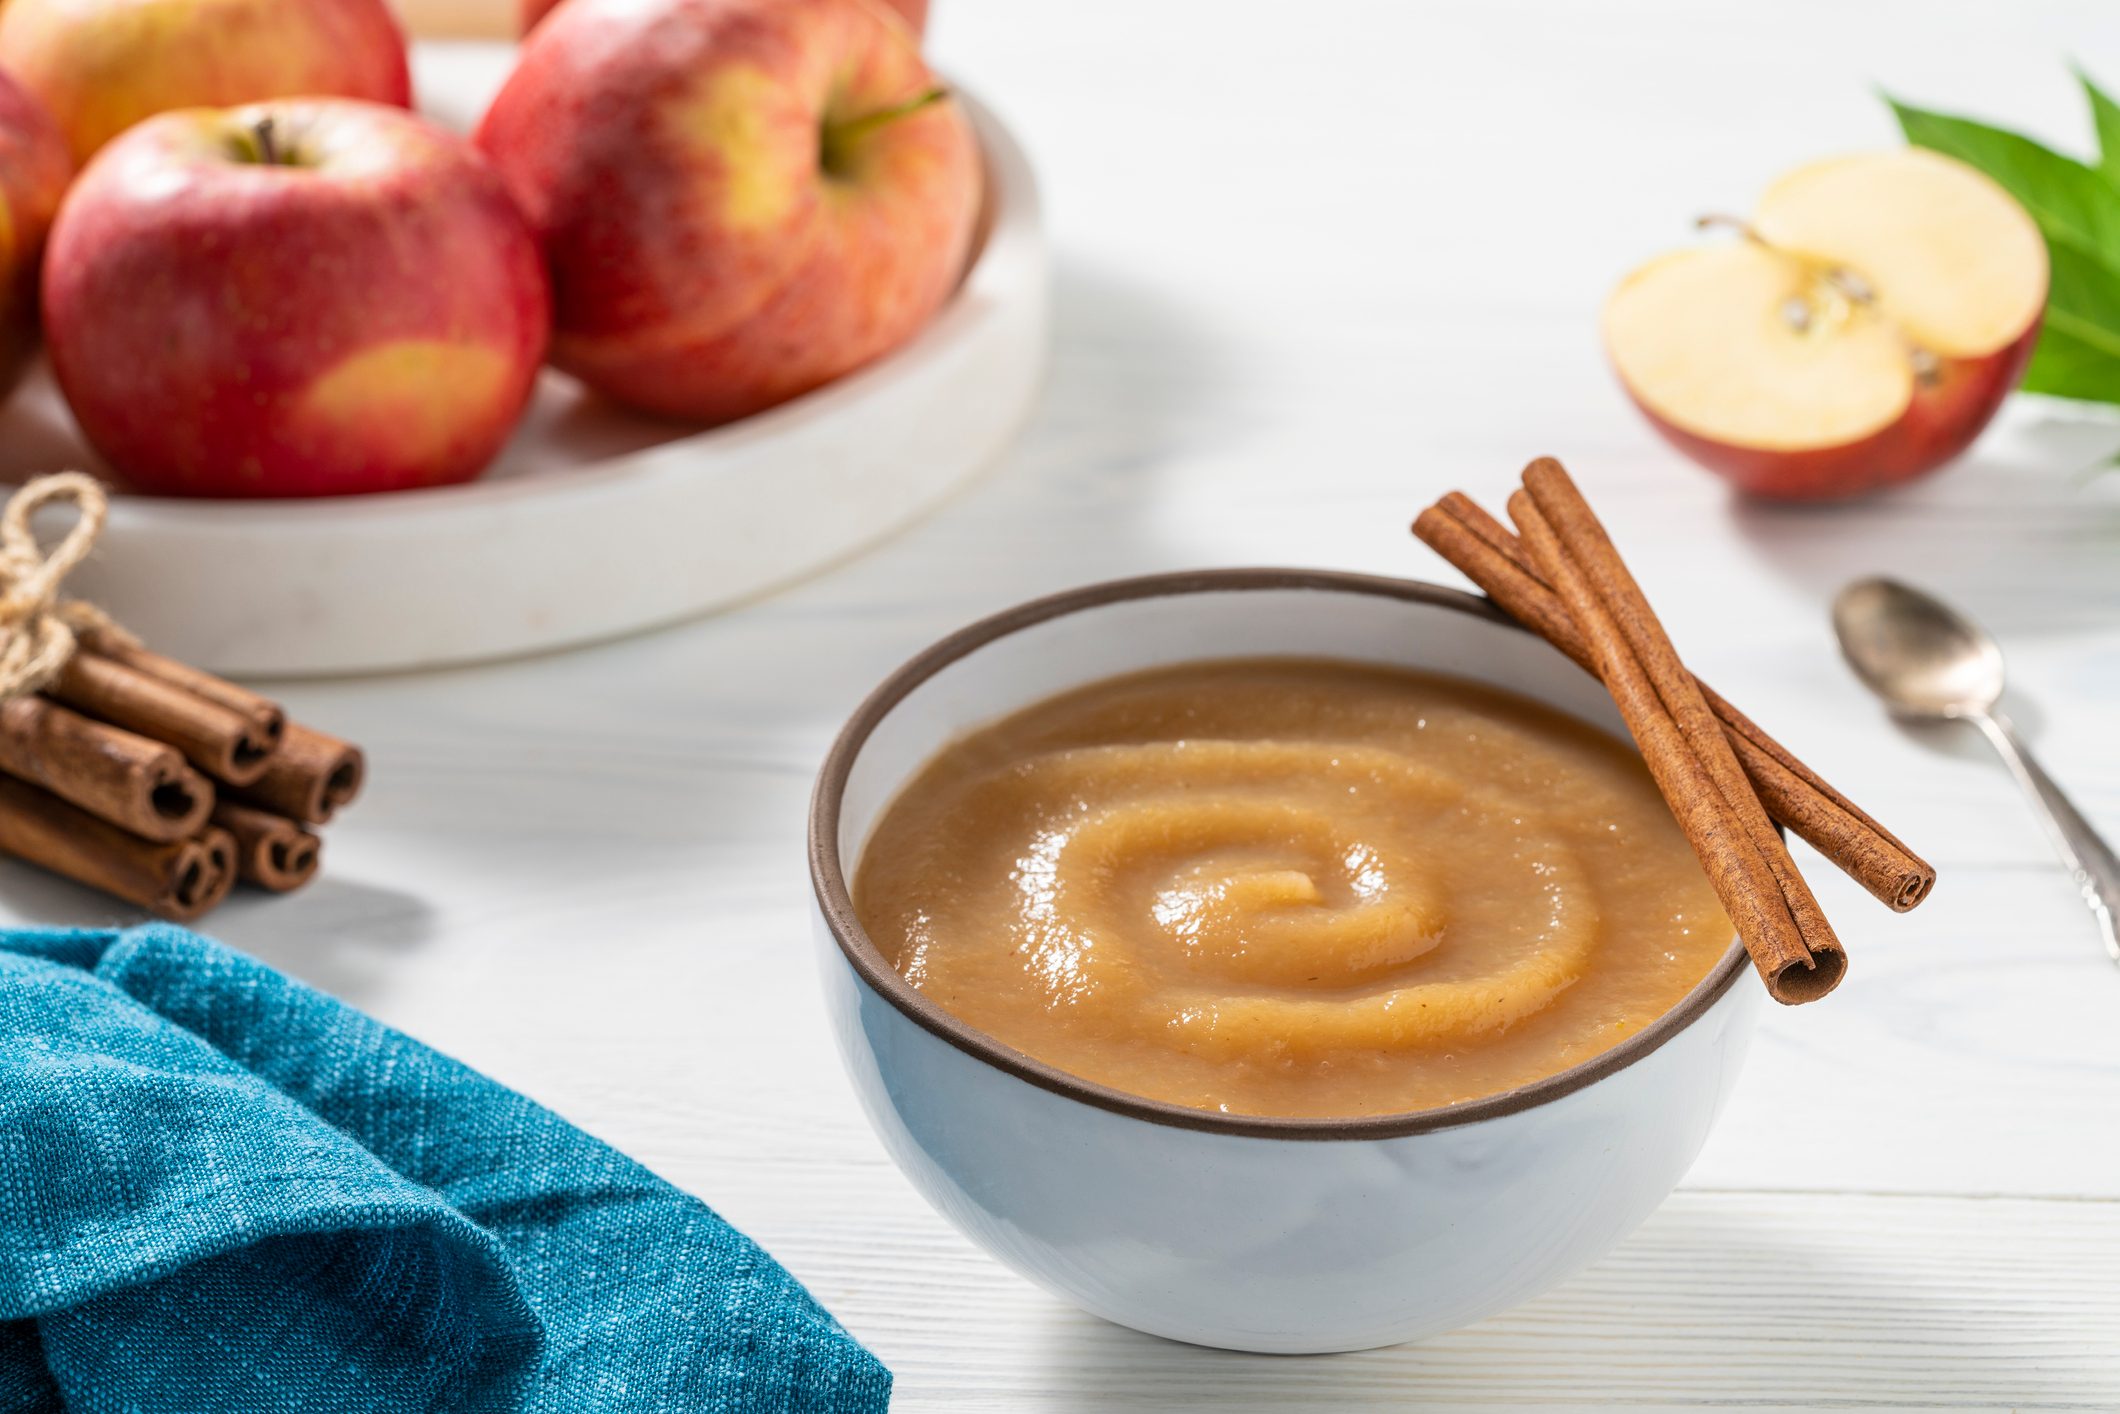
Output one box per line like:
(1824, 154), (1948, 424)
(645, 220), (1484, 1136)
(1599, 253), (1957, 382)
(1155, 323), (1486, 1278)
(1832, 578), (2006, 720)
(1833, 577), (2120, 969)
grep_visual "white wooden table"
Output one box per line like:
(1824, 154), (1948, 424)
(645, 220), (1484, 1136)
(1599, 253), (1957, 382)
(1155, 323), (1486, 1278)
(11, 2), (2120, 1407)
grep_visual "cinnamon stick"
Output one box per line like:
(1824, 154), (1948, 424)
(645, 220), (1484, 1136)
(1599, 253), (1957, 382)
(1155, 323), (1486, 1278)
(78, 627), (285, 758)
(0, 696), (214, 842)
(0, 774), (235, 920)
(233, 722), (363, 825)
(1508, 465), (1844, 1004)
(1413, 491), (1933, 911)
(48, 652), (275, 786)
(211, 800), (320, 892)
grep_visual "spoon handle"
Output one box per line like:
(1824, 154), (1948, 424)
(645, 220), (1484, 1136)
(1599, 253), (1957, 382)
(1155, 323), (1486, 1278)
(1972, 712), (2120, 968)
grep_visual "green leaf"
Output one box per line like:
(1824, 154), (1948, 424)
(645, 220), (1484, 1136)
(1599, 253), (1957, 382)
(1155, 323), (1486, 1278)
(2044, 235), (2120, 347)
(2079, 67), (2120, 188)
(1889, 97), (2120, 255)
(2023, 325), (2120, 403)
(1891, 91), (2120, 406)
(2021, 233), (2120, 403)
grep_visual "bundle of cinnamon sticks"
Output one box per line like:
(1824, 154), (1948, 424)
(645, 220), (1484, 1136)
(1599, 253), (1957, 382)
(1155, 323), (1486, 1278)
(1413, 458), (1934, 1005)
(0, 626), (363, 920)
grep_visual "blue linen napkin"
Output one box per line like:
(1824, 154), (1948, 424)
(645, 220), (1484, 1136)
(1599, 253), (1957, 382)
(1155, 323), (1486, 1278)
(0, 923), (891, 1413)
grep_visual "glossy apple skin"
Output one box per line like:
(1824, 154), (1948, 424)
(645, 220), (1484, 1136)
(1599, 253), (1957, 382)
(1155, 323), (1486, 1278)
(480, 0), (977, 423)
(44, 100), (550, 498)
(1622, 317), (2042, 502)
(0, 0), (411, 163)
(0, 71), (72, 400)
(521, 0), (928, 34)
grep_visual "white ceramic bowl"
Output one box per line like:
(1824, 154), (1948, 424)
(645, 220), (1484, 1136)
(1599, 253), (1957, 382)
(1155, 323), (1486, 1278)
(809, 570), (1759, 1353)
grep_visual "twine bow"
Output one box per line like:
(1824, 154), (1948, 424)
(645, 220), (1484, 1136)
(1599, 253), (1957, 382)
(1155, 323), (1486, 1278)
(0, 472), (131, 701)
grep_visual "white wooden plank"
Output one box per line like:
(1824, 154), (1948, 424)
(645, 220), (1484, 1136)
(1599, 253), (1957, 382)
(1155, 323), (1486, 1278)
(3, 1), (2118, 1405)
(776, 1190), (2120, 1412)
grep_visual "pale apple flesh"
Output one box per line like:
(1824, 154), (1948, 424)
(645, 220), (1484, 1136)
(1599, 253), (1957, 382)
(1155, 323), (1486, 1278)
(43, 100), (549, 498)
(1604, 149), (2047, 500)
(479, 0), (979, 424)
(0, 0), (411, 163)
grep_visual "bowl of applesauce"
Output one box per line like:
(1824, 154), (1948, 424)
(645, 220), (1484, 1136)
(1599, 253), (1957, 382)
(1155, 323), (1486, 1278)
(808, 570), (1759, 1353)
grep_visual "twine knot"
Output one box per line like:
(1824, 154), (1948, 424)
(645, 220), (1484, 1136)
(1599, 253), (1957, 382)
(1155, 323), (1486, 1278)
(0, 472), (131, 701)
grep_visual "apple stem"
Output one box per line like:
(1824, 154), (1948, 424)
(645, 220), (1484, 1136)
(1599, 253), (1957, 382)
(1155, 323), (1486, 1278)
(254, 116), (283, 167)
(820, 87), (949, 174)
(1695, 212), (1757, 240)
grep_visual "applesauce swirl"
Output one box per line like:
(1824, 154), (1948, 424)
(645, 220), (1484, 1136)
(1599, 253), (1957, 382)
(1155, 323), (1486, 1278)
(855, 660), (1731, 1118)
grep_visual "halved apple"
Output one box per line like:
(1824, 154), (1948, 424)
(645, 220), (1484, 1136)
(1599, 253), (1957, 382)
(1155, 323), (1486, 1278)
(1604, 149), (2046, 500)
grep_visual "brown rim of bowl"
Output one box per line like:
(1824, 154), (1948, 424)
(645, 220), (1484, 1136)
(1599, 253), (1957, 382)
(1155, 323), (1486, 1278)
(808, 567), (1752, 1142)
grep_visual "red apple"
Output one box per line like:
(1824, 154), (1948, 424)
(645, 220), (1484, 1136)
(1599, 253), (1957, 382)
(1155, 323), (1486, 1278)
(884, 0), (928, 34)
(43, 99), (550, 498)
(1603, 149), (2046, 500)
(0, 0), (411, 163)
(0, 69), (71, 400)
(521, 0), (928, 36)
(479, 0), (979, 423)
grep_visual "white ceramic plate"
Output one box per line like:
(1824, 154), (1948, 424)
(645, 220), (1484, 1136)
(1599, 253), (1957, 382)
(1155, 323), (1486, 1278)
(0, 43), (1048, 676)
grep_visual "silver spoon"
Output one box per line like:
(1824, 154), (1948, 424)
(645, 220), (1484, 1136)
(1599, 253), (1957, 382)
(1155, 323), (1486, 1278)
(1833, 577), (2120, 967)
